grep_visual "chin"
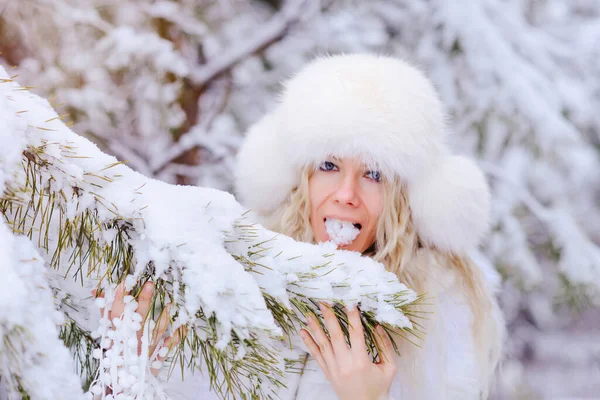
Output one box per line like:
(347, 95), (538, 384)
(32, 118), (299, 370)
(339, 242), (362, 252)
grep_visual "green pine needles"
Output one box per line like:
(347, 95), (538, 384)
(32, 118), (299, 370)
(0, 141), (424, 399)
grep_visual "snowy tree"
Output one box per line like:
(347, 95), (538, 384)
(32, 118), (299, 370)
(1, 0), (599, 398)
(0, 66), (421, 398)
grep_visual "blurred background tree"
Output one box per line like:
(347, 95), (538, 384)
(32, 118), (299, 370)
(1, 0), (599, 398)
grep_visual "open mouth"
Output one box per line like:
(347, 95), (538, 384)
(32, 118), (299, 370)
(324, 218), (361, 246)
(324, 218), (361, 230)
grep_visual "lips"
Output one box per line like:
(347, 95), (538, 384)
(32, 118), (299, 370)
(324, 217), (362, 231)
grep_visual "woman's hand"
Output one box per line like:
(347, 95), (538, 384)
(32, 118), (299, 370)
(300, 304), (398, 400)
(93, 282), (185, 377)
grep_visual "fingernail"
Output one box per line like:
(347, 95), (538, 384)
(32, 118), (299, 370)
(144, 282), (153, 292)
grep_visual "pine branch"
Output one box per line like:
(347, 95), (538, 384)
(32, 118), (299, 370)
(229, 223), (427, 362)
(1, 143), (425, 398)
(0, 71), (424, 397)
(59, 318), (100, 391)
(0, 145), (296, 398)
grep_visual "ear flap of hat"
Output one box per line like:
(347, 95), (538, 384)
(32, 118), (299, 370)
(234, 114), (297, 214)
(409, 155), (491, 254)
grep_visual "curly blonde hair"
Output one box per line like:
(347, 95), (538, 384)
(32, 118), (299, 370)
(260, 164), (503, 397)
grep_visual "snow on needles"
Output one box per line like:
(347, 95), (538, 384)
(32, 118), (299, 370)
(0, 221), (85, 399)
(0, 78), (83, 398)
(0, 66), (419, 398)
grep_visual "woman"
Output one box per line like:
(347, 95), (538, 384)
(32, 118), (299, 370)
(115, 53), (505, 399)
(231, 53), (505, 399)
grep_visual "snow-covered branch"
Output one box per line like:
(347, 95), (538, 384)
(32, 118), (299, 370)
(3, 0), (600, 396)
(0, 67), (420, 399)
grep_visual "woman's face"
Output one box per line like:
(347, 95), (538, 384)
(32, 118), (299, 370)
(308, 157), (384, 252)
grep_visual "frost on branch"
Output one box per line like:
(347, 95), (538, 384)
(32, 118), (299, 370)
(0, 67), (421, 399)
(3, 1), (600, 397)
(0, 222), (84, 399)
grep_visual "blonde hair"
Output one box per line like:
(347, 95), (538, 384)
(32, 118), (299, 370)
(261, 164), (503, 397)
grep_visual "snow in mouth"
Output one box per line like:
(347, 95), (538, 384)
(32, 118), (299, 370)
(324, 218), (361, 246)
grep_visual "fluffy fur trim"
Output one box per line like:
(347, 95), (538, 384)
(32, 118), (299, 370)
(409, 155), (491, 254)
(235, 54), (491, 254)
(273, 54), (447, 184)
(234, 114), (297, 214)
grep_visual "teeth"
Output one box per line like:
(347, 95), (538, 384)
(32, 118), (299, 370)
(325, 218), (361, 229)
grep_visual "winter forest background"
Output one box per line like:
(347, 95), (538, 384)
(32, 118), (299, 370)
(1, 0), (599, 399)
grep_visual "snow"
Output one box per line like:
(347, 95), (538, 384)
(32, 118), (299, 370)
(324, 218), (361, 246)
(2, 0), (600, 397)
(0, 66), (418, 398)
(0, 213), (83, 398)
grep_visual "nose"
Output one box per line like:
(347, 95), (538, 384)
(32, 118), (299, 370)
(332, 175), (360, 207)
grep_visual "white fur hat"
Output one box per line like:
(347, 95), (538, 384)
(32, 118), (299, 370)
(235, 54), (490, 255)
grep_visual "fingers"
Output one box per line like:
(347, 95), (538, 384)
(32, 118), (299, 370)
(150, 339), (169, 377)
(93, 282), (153, 325)
(305, 313), (337, 372)
(171, 325), (187, 348)
(110, 283), (126, 321)
(149, 303), (171, 356)
(136, 282), (155, 323)
(150, 325), (187, 377)
(136, 282), (157, 355)
(299, 328), (331, 381)
(374, 325), (397, 369)
(319, 304), (349, 357)
(346, 306), (368, 356)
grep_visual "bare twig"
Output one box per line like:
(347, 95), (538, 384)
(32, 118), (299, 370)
(89, 131), (153, 177)
(189, 0), (311, 87)
(151, 79), (229, 174)
(153, 0), (311, 175)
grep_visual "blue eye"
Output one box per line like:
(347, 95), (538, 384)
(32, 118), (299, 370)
(320, 161), (337, 171)
(366, 170), (381, 182)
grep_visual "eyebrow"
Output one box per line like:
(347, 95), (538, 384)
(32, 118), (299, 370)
(323, 156), (381, 171)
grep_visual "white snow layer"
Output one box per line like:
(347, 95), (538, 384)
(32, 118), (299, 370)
(0, 66), (418, 398)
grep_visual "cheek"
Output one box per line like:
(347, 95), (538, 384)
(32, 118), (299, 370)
(364, 185), (384, 221)
(362, 187), (384, 242)
(307, 176), (328, 240)
(307, 178), (319, 217)
(308, 173), (333, 213)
